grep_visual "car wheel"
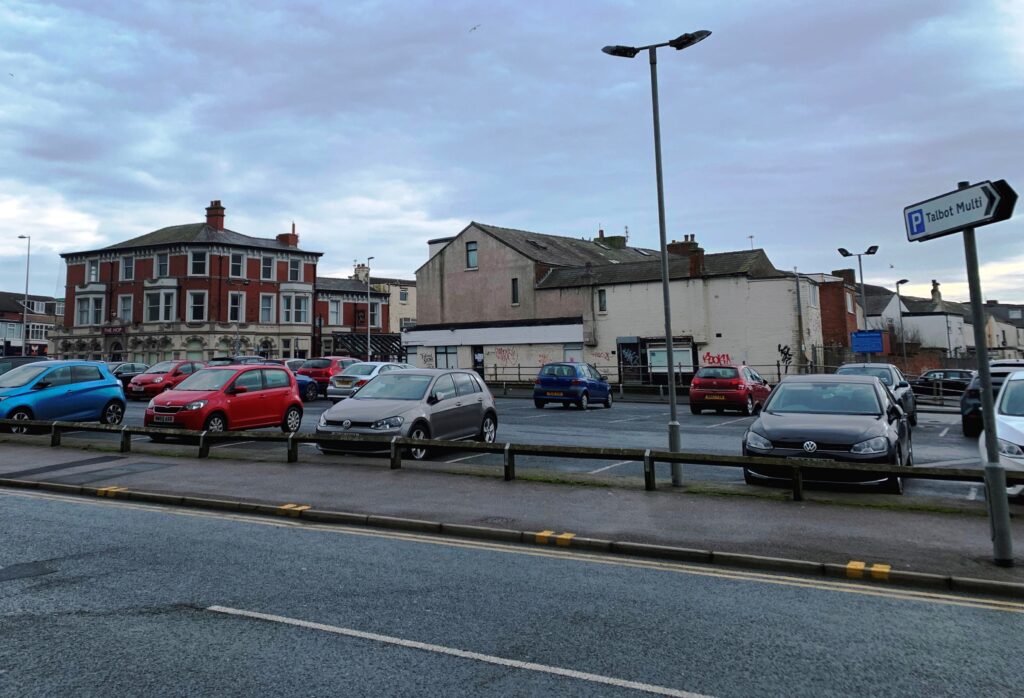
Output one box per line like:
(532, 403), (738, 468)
(578, 392), (589, 410)
(881, 475), (904, 495)
(8, 408), (32, 434)
(408, 423), (430, 461)
(304, 383), (318, 402)
(603, 391), (613, 408)
(101, 400), (125, 425)
(478, 413), (497, 443)
(282, 406), (302, 433)
(204, 413), (227, 432)
(690, 404), (702, 415)
(962, 418), (981, 438)
(742, 394), (754, 416)
(534, 400), (545, 409)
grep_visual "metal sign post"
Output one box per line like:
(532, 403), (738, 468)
(907, 180), (1016, 566)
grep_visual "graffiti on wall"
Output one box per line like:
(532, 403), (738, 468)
(702, 351), (731, 366)
(777, 344), (793, 373)
(591, 351), (612, 362)
(494, 346), (519, 366)
(420, 352), (435, 368)
(536, 353), (551, 366)
(620, 348), (641, 366)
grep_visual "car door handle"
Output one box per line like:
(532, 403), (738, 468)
(455, 402), (463, 407)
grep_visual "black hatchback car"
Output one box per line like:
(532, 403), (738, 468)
(742, 374), (913, 494)
(105, 361), (149, 387)
(835, 362), (917, 426)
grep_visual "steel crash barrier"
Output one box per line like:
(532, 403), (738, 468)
(1, 418), (1021, 501)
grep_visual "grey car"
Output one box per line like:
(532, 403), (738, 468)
(835, 362), (918, 426)
(316, 369), (498, 459)
(326, 361), (413, 403)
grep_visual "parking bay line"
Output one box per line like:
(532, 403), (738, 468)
(608, 417), (646, 424)
(210, 440), (255, 449)
(446, 453), (489, 464)
(206, 606), (707, 698)
(589, 460), (634, 474)
(708, 417), (751, 428)
(939, 427), (950, 437)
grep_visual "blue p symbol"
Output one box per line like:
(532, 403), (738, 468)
(908, 209), (925, 235)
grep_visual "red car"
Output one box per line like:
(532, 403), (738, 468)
(689, 365), (772, 415)
(297, 356), (360, 395)
(127, 360), (205, 400)
(144, 365), (303, 434)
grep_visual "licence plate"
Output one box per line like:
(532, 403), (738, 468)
(547, 391), (563, 397)
(154, 415), (174, 423)
(706, 395), (726, 400)
(132, 386), (144, 392)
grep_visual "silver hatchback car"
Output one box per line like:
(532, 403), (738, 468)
(326, 361), (414, 403)
(316, 369), (498, 459)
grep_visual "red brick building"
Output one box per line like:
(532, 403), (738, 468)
(314, 277), (391, 359)
(817, 269), (862, 348)
(52, 201), (322, 363)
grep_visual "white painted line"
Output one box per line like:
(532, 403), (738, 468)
(589, 460), (634, 474)
(968, 487), (978, 501)
(708, 417), (750, 428)
(210, 440), (255, 449)
(609, 417), (645, 423)
(939, 427), (950, 437)
(445, 453), (488, 464)
(206, 606), (708, 697)
(918, 457), (979, 468)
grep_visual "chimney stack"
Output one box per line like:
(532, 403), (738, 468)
(931, 280), (942, 304)
(598, 228), (605, 239)
(276, 221), (300, 248)
(205, 200), (225, 231)
(831, 268), (856, 286)
(353, 263), (370, 283)
(666, 234), (699, 256)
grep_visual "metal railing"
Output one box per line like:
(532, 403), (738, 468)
(3, 418), (1020, 501)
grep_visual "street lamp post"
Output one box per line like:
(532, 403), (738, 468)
(838, 245), (878, 361)
(18, 235), (30, 357)
(895, 279), (909, 370)
(602, 30), (711, 485)
(366, 256), (374, 362)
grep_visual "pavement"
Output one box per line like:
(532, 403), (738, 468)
(1, 491), (1021, 696)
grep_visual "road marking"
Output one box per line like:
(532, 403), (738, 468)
(918, 457), (979, 468)
(846, 561), (866, 579)
(968, 487), (978, 501)
(708, 417), (751, 428)
(589, 460), (634, 474)
(211, 440), (254, 449)
(609, 417), (645, 424)
(939, 428), (950, 437)
(95, 486), (127, 498)
(446, 453), (489, 464)
(871, 564), (891, 581)
(5, 488), (1022, 615)
(206, 606), (709, 697)
(555, 532), (576, 547)
(278, 503), (310, 517)
(535, 530), (555, 544)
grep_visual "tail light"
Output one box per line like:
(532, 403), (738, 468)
(730, 379), (744, 388)
(571, 379), (583, 385)
(534, 378), (541, 385)
(355, 379), (368, 387)
(691, 378), (702, 386)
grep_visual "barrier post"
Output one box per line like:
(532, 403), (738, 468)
(119, 426), (131, 454)
(503, 443), (515, 481)
(50, 423), (62, 447)
(390, 436), (402, 469)
(198, 431), (210, 459)
(643, 449), (656, 491)
(287, 434), (298, 463)
(791, 464), (804, 501)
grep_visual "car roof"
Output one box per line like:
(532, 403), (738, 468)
(837, 363), (896, 370)
(382, 368), (476, 376)
(696, 365), (744, 369)
(1006, 371), (1024, 382)
(780, 374), (881, 385)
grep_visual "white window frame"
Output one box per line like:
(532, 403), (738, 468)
(76, 298), (89, 326)
(230, 252), (245, 278)
(597, 288), (607, 313)
(328, 299), (341, 326)
(145, 290), (176, 323)
(288, 258), (301, 282)
(121, 255), (135, 281)
(155, 252), (169, 278)
(845, 292), (854, 314)
(281, 293), (310, 324)
(187, 290), (208, 322)
(228, 292), (245, 323)
(189, 250), (208, 276)
(399, 287), (408, 303)
(259, 293), (276, 323)
(55, 302), (65, 316)
(261, 256), (275, 281)
(76, 296), (104, 326)
(87, 259), (99, 283)
(369, 301), (380, 328)
(117, 294), (133, 323)
(28, 323), (51, 341)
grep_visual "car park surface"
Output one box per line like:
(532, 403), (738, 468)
(0, 360), (126, 430)
(689, 364), (771, 415)
(532, 362), (612, 410)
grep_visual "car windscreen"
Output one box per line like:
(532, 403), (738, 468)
(766, 382), (882, 415)
(175, 369), (236, 391)
(302, 359), (331, 369)
(695, 367), (738, 379)
(835, 366), (893, 386)
(0, 363), (50, 388)
(146, 361), (177, 374)
(343, 364), (377, 376)
(540, 364), (576, 377)
(998, 380), (1024, 416)
(353, 373), (432, 400)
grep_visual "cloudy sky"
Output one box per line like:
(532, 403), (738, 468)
(1, 0), (1022, 304)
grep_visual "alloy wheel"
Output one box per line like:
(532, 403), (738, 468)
(10, 410), (30, 434)
(104, 403), (124, 425)
(285, 408), (302, 432)
(409, 426), (429, 460)
(206, 416), (226, 432)
(481, 416), (496, 443)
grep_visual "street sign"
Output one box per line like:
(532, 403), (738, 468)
(850, 330), (883, 354)
(904, 179), (1017, 242)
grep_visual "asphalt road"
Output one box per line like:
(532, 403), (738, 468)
(105, 397), (981, 502)
(2, 490), (1020, 697)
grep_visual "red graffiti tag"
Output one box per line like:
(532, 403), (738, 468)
(702, 352), (732, 366)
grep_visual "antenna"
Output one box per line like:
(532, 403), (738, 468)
(747, 235), (754, 250)
(624, 225), (629, 241)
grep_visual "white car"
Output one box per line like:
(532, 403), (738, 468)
(980, 369), (1024, 497)
(325, 362), (414, 403)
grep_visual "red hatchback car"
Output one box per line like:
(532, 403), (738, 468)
(689, 365), (772, 415)
(127, 360), (205, 400)
(297, 356), (360, 395)
(144, 365), (303, 434)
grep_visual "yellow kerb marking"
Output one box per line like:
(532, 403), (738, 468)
(555, 532), (576, 547)
(846, 561), (866, 579)
(278, 503), (310, 517)
(871, 564), (892, 581)
(97, 486), (127, 498)
(535, 530), (555, 544)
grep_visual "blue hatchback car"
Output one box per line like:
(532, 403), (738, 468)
(533, 362), (612, 409)
(0, 360), (127, 432)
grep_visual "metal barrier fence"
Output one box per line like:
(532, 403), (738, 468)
(3, 418), (1021, 500)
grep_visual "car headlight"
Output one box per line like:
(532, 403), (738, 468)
(371, 416), (404, 430)
(147, 398), (156, 409)
(851, 437), (889, 455)
(152, 377), (163, 384)
(182, 400), (208, 411)
(745, 431), (773, 451)
(318, 412), (327, 427)
(998, 439), (1024, 457)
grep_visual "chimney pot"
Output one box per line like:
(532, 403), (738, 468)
(205, 199), (225, 231)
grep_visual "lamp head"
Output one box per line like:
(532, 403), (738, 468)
(837, 248), (851, 257)
(18, 235), (28, 240)
(602, 45), (640, 58)
(668, 30), (712, 50)
(866, 245), (879, 255)
(896, 278), (909, 286)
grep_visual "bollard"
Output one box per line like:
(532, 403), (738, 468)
(791, 465), (803, 501)
(50, 423), (62, 447)
(503, 382), (508, 396)
(287, 434), (298, 463)
(198, 431), (210, 459)
(619, 382), (624, 398)
(119, 426), (131, 453)
(503, 443), (515, 481)
(390, 436), (402, 469)
(643, 449), (656, 491)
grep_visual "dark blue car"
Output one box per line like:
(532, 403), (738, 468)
(533, 362), (612, 410)
(0, 360), (127, 432)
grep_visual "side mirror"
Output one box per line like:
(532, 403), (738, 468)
(232, 385), (249, 395)
(426, 393), (439, 405)
(599, 374), (608, 382)
(888, 404), (904, 421)
(897, 381), (910, 389)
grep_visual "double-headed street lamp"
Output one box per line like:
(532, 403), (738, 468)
(18, 235), (30, 357)
(895, 278), (909, 368)
(838, 245), (877, 360)
(602, 30), (711, 485)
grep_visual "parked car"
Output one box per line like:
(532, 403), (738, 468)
(0, 360), (126, 432)
(835, 362), (917, 426)
(207, 356), (235, 366)
(144, 365), (303, 435)
(105, 361), (149, 387)
(0, 355), (50, 377)
(742, 374), (913, 494)
(316, 369), (497, 459)
(127, 360), (205, 399)
(285, 359), (306, 373)
(533, 362), (612, 409)
(984, 369), (1024, 497)
(961, 360), (1024, 437)
(910, 369), (975, 398)
(689, 365), (771, 416)
(260, 359), (319, 402)
(298, 356), (360, 395)
(326, 362), (411, 402)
